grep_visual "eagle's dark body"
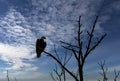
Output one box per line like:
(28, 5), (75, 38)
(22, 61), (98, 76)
(36, 36), (46, 58)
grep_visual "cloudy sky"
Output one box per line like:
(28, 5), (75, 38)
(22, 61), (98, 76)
(0, 0), (120, 81)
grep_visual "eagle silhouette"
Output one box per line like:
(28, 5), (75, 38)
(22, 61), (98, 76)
(36, 36), (46, 58)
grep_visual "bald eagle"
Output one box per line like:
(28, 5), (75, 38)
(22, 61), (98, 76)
(36, 36), (46, 58)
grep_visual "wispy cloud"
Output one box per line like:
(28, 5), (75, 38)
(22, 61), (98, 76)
(0, 8), (35, 46)
(28, 0), (107, 49)
(0, 8), (38, 78)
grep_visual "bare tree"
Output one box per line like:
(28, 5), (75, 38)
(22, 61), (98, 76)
(98, 61), (120, 81)
(98, 79), (101, 81)
(50, 72), (56, 81)
(98, 61), (108, 81)
(50, 64), (63, 81)
(7, 70), (10, 81)
(49, 45), (72, 81)
(43, 16), (106, 81)
(114, 70), (120, 81)
(15, 77), (17, 81)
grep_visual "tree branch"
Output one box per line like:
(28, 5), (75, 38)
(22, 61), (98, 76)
(49, 72), (56, 81)
(114, 70), (120, 81)
(85, 16), (98, 57)
(84, 34), (107, 60)
(60, 41), (79, 48)
(98, 61), (108, 81)
(43, 51), (79, 81)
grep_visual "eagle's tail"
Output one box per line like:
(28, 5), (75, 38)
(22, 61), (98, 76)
(36, 47), (44, 58)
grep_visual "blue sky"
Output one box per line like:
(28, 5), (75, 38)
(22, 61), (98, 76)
(0, 0), (120, 81)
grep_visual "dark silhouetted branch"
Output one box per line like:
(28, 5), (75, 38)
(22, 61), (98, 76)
(84, 33), (107, 61)
(50, 72), (56, 81)
(7, 70), (10, 81)
(60, 40), (79, 48)
(98, 61), (108, 81)
(43, 51), (79, 81)
(114, 70), (120, 81)
(15, 77), (17, 81)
